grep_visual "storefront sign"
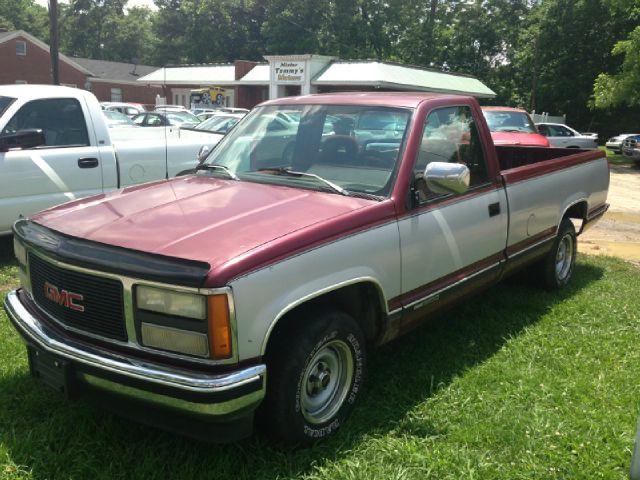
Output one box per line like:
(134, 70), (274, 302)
(274, 61), (305, 84)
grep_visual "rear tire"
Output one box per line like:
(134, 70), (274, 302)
(259, 310), (366, 445)
(534, 218), (577, 290)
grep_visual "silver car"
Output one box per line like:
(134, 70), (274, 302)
(606, 133), (640, 153)
(536, 123), (598, 149)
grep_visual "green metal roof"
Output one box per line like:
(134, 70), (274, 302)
(137, 64), (237, 85)
(313, 61), (495, 98)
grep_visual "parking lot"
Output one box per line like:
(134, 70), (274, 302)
(579, 163), (640, 266)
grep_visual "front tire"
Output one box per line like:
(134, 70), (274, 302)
(259, 310), (366, 445)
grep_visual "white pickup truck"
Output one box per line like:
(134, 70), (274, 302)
(0, 85), (222, 235)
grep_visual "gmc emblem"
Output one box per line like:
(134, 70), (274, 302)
(44, 281), (85, 312)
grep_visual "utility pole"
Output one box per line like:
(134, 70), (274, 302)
(49, 0), (60, 85)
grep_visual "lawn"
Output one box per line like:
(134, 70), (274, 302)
(602, 146), (635, 166)
(1, 240), (639, 479)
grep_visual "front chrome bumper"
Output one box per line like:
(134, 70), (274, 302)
(3, 289), (266, 419)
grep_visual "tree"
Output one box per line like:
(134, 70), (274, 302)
(60, 0), (127, 59)
(593, 25), (640, 108)
(103, 6), (156, 64)
(510, 0), (637, 127)
(0, 0), (48, 39)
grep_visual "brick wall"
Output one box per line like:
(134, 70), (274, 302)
(89, 81), (163, 104)
(0, 33), (163, 105)
(0, 35), (86, 87)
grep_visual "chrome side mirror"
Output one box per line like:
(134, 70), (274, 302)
(424, 162), (470, 195)
(197, 145), (211, 164)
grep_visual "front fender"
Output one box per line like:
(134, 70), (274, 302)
(229, 221), (401, 360)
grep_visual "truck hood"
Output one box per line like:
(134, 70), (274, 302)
(30, 175), (387, 285)
(490, 131), (550, 147)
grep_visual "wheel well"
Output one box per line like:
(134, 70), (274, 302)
(264, 282), (385, 357)
(563, 201), (588, 233)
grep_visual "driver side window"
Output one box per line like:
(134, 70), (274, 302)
(2, 98), (89, 148)
(414, 106), (488, 198)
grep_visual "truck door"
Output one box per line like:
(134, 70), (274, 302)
(0, 97), (103, 234)
(396, 104), (508, 326)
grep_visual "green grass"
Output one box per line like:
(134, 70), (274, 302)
(1, 250), (639, 479)
(601, 146), (635, 166)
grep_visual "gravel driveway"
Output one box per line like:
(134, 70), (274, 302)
(579, 163), (640, 266)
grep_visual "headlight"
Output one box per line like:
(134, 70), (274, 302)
(13, 237), (27, 266)
(136, 285), (206, 320)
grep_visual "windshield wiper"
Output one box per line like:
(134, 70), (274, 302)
(196, 163), (239, 180)
(256, 167), (349, 196)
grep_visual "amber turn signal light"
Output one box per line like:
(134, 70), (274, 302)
(207, 294), (232, 359)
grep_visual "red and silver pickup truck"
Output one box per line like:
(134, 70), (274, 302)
(4, 92), (609, 444)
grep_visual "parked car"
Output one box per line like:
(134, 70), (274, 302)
(102, 110), (136, 128)
(101, 102), (145, 117)
(196, 111), (218, 121)
(4, 92), (609, 444)
(132, 111), (200, 129)
(154, 104), (190, 113)
(0, 85), (222, 235)
(482, 107), (550, 147)
(196, 108), (251, 122)
(536, 123), (598, 149)
(194, 113), (245, 134)
(192, 107), (218, 116)
(217, 107), (250, 114)
(621, 134), (640, 167)
(606, 133), (640, 153)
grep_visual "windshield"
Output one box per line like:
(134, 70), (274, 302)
(0, 96), (16, 117)
(171, 111), (199, 123)
(196, 115), (241, 133)
(483, 110), (537, 133)
(202, 104), (411, 197)
(103, 110), (134, 126)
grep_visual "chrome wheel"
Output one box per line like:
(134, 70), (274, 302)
(555, 233), (574, 282)
(300, 339), (354, 425)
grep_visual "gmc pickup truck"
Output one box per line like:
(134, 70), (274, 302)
(4, 92), (609, 444)
(0, 85), (222, 235)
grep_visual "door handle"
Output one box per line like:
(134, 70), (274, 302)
(78, 157), (99, 168)
(488, 202), (501, 217)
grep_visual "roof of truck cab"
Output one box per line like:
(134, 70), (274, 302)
(481, 106), (528, 113)
(260, 92), (473, 109)
(0, 84), (95, 101)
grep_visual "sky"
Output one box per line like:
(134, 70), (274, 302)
(34, 0), (158, 10)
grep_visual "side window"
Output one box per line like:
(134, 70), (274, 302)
(132, 114), (145, 125)
(559, 126), (573, 137)
(147, 114), (162, 126)
(415, 105), (489, 195)
(1, 98), (89, 148)
(538, 124), (549, 136)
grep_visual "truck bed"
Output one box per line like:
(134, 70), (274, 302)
(495, 145), (604, 173)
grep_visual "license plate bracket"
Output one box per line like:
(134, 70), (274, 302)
(27, 346), (74, 397)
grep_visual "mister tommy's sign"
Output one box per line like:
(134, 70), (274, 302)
(274, 61), (305, 84)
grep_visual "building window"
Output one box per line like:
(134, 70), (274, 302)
(110, 88), (123, 102)
(16, 40), (26, 56)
